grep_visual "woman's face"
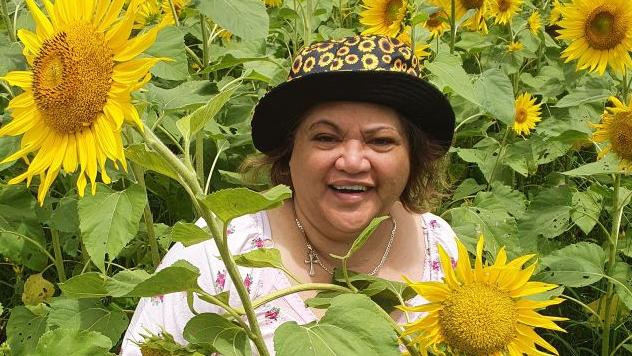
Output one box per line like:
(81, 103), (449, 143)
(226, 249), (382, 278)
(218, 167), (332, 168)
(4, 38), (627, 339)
(289, 101), (411, 234)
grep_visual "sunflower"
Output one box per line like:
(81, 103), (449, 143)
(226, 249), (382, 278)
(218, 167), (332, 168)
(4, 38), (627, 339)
(400, 235), (566, 355)
(360, 0), (408, 37)
(453, 0), (489, 33)
(490, 0), (523, 25)
(507, 40), (524, 52)
(549, 0), (563, 26)
(264, 0), (283, 7)
(160, 0), (189, 25)
(132, 0), (188, 27)
(396, 26), (431, 60)
(592, 96), (632, 171)
(557, 0), (632, 75)
(0, 0), (166, 204)
(528, 10), (542, 34)
(424, 0), (451, 38)
(513, 92), (542, 136)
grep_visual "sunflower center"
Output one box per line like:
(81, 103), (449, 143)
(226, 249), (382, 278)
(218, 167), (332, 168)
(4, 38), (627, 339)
(439, 283), (517, 355)
(385, 0), (403, 23)
(497, 0), (510, 12)
(426, 12), (443, 28)
(585, 8), (627, 50)
(461, 0), (484, 10)
(32, 23), (114, 134)
(515, 107), (528, 123)
(609, 111), (632, 160)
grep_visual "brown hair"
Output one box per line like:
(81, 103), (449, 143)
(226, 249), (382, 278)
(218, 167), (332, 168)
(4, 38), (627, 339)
(241, 111), (448, 213)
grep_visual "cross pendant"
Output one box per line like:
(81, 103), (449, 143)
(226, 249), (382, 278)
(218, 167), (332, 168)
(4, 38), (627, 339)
(304, 249), (319, 276)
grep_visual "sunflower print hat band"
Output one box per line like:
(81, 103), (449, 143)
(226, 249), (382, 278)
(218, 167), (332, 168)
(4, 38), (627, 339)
(251, 35), (455, 154)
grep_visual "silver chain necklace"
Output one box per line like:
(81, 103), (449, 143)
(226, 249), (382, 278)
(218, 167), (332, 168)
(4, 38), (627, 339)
(294, 216), (397, 277)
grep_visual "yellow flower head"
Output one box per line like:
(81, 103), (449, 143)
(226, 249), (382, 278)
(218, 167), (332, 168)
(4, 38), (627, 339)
(0, 0), (167, 204)
(396, 26), (431, 60)
(453, 0), (490, 33)
(360, 0), (408, 37)
(400, 235), (567, 356)
(549, 0), (563, 26)
(264, 0), (283, 7)
(557, 0), (632, 75)
(528, 10), (542, 34)
(132, 0), (188, 27)
(592, 96), (632, 171)
(490, 0), (523, 25)
(513, 92), (542, 136)
(507, 40), (524, 52)
(424, 0), (451, 38)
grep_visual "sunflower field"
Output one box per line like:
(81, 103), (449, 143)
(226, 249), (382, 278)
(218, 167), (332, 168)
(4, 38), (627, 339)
(0, 0), (631, 355)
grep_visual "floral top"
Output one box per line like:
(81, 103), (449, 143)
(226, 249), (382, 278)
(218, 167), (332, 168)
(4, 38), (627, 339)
(120, 211), (458, 355)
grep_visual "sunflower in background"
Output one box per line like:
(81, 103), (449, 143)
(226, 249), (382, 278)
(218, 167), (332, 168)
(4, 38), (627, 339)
(360, 0), (408, 37)
(548, 0), (563, 26)
(423, 0), (451, 38)
(513, 92), (542, 136)
(557, 0), (632, 75)
(506, 40), (523, 53)
(528, 11), (542, 35)
(0, 0), (166, 204)
(400, 235), (566, 355)
(592, 96), (632, 171)
(133, 0), (189, 27)
(489, 0), (523, 25)
(264, 0), (283, 7)
(453, 0), (489, 33)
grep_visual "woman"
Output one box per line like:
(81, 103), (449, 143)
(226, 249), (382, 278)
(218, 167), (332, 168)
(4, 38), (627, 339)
(121, 34), (458, 355)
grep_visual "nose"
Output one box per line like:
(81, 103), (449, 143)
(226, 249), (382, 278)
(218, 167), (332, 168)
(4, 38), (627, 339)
(334, 139), (370, 174)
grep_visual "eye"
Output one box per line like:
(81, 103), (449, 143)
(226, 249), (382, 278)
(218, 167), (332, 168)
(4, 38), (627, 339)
(313, 134), (338, 143)
(369, 137), (395, 146)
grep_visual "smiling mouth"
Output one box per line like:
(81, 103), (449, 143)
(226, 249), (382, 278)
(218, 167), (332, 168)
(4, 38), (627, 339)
(329, 184), (372, 193)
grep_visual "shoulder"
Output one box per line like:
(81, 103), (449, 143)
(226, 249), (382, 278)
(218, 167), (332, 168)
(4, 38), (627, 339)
(420, 212), (458, 260)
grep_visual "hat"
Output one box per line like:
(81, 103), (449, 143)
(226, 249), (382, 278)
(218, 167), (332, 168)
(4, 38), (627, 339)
(251, 35), (455, 154)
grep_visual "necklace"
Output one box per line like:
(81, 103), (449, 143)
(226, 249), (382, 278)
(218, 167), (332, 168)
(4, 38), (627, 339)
(294, 215), (397, 277)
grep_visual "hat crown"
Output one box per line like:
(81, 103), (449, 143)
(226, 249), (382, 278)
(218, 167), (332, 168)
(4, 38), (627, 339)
(289, 35), (420, 81)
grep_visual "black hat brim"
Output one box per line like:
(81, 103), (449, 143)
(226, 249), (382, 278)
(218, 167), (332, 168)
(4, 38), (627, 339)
(251, 70), (455, 154)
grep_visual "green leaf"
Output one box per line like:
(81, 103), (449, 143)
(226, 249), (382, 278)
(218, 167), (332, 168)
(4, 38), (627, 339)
(183, 313), (251, 356)
(199, 185), (292, 224)
(562, 154), (623, 176)
(274, 294), (399, 356)
(538, 242), (606, 287)
(78, 184), (148, 272)
(196, 0), (269, 40)
(426, 53), (479, 105)
(7, 306), (49, 355)
(125, 144), (181, 182)
(47, 298), (128, 345)
(474, 69), (515, 124)
(452, 178), (485, 201)
(144, 26), (188, 81)
(145, 81), (215, 111)
(124, 260), (200, 297)
(58, 273), (109, 298)
(571, 189), (603, 235)
(340, 216), (390, 259)
(176, 86), (237, 144)
(0, 136), (21, 172)
(171, 221), (211, 247)
(233, 248), (285, 269)
(50, 197), (79, 233)
(554, 88), (610, 108)
(518, 186), (572, 240)
(106, 269), (152, 297)
(474, 183), (527, 219)
(613, 262), (632, 310)
(34, 329), (113, 356)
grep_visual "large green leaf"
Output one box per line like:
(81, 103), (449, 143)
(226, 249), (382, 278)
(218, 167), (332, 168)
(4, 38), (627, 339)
(7, 306), (49, 355)
(613, 262), (632, 310)
(517, 186), (572, 240)
(58, 273), (109, 298)
(274, 294), (399, 356)
(47, 298), (128, 344)
(33, 329), (113, 356)
(562, 154), (623, 176)
(473, 69), (515, 125)
(106, 269), (152, 297)
(183, 313), (251, 356)
(144, 26), (188, 81)
(124, 260), (200, 297)
(199, 185), (292, 224)
(170, 221), (211, 247)
(196, 0), (269, 40)
(571, 189), (603, 235)
(50, 196), (79, 233)
(176, 86), (238, 144)
(233, 248), (285, 269)
(125, 144), (181, 182)
(537, 242), (606, 287)
(474, 183), (527, 219)
(427, 53), (479, 105)
(78, 184), (148, 272)
(145, 81), (215, 111)
(554, 88), (610, 108)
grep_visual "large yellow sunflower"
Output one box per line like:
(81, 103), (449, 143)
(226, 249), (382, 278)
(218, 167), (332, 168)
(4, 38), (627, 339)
(557, 0), (632, 75)
(0, 0), (166, 204)
(400, 236), (566, 355)
(513, 92), (542, 136)
(528, 10), (542, 34)
(489, 0), (523, 25)
(592, 96), (632, 171)
(360, 0), (408, 37)
(424, 0), (451, 38)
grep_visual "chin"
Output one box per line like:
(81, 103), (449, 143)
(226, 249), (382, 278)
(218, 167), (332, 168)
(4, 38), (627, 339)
(326, 207), (381, 233)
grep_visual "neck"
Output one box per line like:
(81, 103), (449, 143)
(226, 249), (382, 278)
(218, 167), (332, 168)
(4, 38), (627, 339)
(292, 200), (399, 273)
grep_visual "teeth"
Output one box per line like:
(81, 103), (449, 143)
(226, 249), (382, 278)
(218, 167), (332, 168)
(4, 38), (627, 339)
(332, 185), (368, 192)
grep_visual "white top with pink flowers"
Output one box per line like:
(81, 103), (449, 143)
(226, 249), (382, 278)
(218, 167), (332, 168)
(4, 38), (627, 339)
(120, 211), (458, 355)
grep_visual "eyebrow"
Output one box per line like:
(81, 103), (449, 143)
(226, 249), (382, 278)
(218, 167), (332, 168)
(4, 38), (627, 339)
(307, 119), (400, 135)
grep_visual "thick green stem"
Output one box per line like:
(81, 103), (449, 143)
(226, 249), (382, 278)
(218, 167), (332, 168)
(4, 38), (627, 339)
(449, 0), (456, 54)
(601, 174), (623, 356)
(130, 163), (161, 268)
(200, 14), (210, 76)
(166, 0), (180, 26)
(195, 132), (204, 185)
(0, 0), (16, 42)
(50, 229), (67, 282)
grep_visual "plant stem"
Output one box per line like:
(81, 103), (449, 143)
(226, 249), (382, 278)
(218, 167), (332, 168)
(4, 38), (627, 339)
(50, 229), (67, 282)
(130, 162), (161, 269)
(0, 0), (16, 42)
(487, 128), (510, 189)
(601, 174), (623, 356)
(200, 14), (210, 76)
(449, 0), (456, 54)
(242, 283), (352, 311)
(166, 0), (180, 26)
